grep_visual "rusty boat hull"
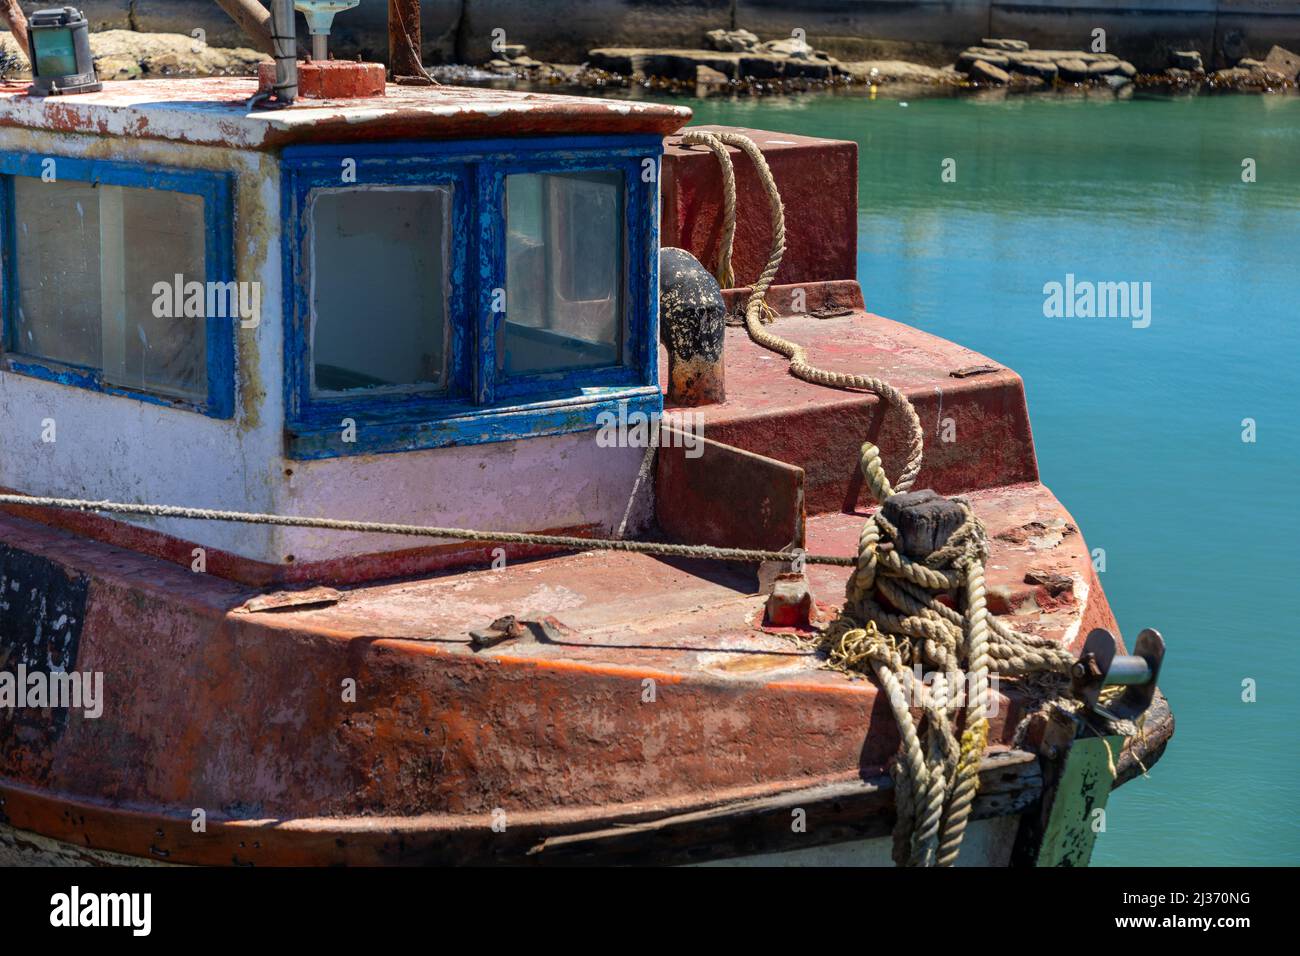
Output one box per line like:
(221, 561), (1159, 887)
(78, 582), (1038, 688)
(0, 306), (1173, 866)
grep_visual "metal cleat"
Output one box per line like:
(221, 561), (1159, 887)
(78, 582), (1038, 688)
(764, 571), (820, 628)
(469, 616), (567, 651)
(1071, 627), (1165, 720)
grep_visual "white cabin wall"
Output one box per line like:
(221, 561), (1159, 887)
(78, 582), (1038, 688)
(272, 435), (656, 563)
(0, 128), (286, 562)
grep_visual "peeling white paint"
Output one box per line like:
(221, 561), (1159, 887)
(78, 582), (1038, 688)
(0, 79), (691, 151)
(1061, 572), (1092, 646)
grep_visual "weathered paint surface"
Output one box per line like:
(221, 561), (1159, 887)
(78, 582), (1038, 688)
(656, 430), (803, 552)
(0, 79), (692, 151)
(278, 431), (655, 565)
(0, 100), (672, 572)
(662, 307), (1039, 515)
(1035, 734), (1127, 867)
(0, 544), (89, 754)
(0, 125), (286, 562)
(256, 61), (388, 99)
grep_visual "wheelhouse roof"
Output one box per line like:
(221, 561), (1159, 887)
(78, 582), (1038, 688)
(0, 78), (692, 151)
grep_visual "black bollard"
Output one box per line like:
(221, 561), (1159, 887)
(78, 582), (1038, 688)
(659, 247), (726, 406)
(880, 490), (967, 560)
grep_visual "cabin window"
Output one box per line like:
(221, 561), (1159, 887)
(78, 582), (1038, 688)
(282, 137), (661, 459)
(310, 187), (452, 396)
(12, 177), (207, 400)
(502, 171), (624, 375)
(0, 154), (236, 418)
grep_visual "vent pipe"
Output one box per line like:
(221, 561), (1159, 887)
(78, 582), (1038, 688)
(270, 0), (298, 104)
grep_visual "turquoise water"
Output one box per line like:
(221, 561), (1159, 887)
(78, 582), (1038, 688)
(658, 89), (1300, 865)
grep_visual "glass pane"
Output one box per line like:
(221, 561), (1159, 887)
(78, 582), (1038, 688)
(103, 186), (207, 400)
(311, 188), (451, 395)
(12, 177), (102, 369)
(35, 28), (79, 77)
(503, 170), (624, 376)
(11, 176), (209, 401)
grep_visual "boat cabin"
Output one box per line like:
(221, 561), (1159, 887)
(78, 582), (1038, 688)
(0, 79), (690, 582)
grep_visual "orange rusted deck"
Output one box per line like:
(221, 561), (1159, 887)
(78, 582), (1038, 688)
(0, 479), (1119, 865)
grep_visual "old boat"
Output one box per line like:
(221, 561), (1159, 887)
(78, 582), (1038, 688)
(0, 4), (1171, 866)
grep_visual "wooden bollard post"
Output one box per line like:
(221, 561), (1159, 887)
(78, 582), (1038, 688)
(880, 490), (966, 559)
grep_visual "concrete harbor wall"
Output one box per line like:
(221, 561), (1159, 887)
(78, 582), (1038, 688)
(3, 1), (1299, 70)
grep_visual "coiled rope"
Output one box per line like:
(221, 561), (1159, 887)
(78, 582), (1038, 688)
(681, 129), (1073, 866)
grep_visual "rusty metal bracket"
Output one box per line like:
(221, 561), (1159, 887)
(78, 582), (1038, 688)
(763, 571), (820, 628)
(1071, 627), (1165, 721)
(469, 616), (567, 651)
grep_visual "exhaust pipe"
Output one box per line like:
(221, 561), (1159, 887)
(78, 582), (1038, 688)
(389, 0), (434, 84)
(269, 0), (298, 104)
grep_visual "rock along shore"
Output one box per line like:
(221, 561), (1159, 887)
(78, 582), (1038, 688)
(0, 30), (268, 82)
(0, 27), (1292, 99)
(470, 29), (1300, 98)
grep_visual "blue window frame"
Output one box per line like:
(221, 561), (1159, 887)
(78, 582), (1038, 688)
(281, 135), (663, 460)
(0, 153), (235, 418)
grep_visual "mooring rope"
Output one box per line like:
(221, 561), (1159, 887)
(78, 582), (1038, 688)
(679, 129), (925, 493)
(679, 132), (737, 289)
(0, 494), (857, 568)
(680, 129), (1073, 866)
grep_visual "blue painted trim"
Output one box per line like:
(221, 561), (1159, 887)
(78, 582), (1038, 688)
(282, 135), (665, 459)
(0, 152), (236, 419)
(287, 388), (662, 461)
(476, 168), (502, 406)
(281, 134), (665, 164)
(283, 160), (475, 430)
(483, 152), (658, 403)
